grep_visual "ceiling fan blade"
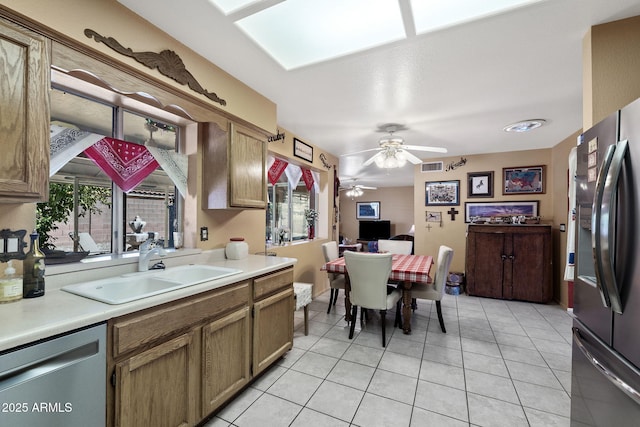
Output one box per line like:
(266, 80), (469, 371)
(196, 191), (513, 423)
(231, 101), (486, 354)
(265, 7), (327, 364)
(403, 144), (448, 153)
(357, 185), (377, 190)
(340, 148), (381, 156)
(401, 150), (423, 164)
(363, 151), (384, 167)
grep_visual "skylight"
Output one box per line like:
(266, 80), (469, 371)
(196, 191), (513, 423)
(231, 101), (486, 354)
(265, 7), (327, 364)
(235, 0), (405, 70)
(410, 0), (544, 34)
(209, 0), (545, 70)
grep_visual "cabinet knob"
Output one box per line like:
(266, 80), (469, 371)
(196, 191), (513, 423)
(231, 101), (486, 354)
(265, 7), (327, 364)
(501, 254), (507, 261)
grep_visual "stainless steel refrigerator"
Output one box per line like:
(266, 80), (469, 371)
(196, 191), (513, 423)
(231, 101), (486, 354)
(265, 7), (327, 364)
(572, 97), (640, 425)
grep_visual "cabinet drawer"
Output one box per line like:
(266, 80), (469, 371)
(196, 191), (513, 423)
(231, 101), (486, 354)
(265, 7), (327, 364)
(112, 281), (249, 358)
(253, 269), (293, 300)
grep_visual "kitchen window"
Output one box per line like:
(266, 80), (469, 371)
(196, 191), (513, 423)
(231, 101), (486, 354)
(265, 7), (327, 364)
(45, 83), (188, 255)
(266, 159), (318, 245)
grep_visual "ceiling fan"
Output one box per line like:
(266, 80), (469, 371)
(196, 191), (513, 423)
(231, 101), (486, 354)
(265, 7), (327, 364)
(339, 180), (377, 199)
(343, 124), (447, 169)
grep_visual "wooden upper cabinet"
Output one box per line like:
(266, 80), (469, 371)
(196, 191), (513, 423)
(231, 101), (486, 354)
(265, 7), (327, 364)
(202, 119), (267, 209)
(0, 18), (50, 203)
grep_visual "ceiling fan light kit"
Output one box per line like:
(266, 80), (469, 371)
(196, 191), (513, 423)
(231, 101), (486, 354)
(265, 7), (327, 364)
(374, 148), (407, 168)
(342, 123), (448, 169)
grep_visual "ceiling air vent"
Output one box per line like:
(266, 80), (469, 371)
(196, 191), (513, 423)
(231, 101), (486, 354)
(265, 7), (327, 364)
(421, 161), (443, 173)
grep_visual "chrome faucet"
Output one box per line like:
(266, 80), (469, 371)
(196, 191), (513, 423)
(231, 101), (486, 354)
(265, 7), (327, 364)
(138, 238), (167, 272)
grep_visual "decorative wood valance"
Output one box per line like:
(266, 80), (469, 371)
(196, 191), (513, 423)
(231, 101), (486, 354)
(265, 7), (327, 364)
(84, 29), (227, 107)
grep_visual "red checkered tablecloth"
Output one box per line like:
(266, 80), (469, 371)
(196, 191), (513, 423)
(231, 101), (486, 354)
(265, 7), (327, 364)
(323, 254), (433, 284)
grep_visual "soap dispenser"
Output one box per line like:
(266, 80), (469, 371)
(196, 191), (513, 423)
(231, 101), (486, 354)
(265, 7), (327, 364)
(0, 260), (23, 303)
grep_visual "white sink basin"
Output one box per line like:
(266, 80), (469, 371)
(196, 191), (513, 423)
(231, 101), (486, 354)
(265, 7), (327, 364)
(62, 264), (242, 304)
(155, 264), (242, 285)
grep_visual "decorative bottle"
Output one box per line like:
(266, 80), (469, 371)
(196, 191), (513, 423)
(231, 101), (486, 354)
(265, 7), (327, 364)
(23, 230), (45, 298)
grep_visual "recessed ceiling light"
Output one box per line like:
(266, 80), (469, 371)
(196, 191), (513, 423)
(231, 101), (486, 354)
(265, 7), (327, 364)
(503, 119), (546, 133)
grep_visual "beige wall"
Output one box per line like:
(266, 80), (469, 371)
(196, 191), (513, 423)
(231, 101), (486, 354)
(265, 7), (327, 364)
(413, 150), (554, 274)
(1, 0), (276, 132)
(583, 15), (640, 128)
(339, 187), (414, 243)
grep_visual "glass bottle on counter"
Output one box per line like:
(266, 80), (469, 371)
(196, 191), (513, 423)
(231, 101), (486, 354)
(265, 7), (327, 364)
(23, 230), (45, 298)
(0, 260), (22, 303)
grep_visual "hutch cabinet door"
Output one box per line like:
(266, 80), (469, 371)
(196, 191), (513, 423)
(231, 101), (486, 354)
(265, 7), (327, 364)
(466, 228), (506, 299)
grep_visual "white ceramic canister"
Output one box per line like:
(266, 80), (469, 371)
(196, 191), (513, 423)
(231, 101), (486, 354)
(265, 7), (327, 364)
(225, 237), (248, 260)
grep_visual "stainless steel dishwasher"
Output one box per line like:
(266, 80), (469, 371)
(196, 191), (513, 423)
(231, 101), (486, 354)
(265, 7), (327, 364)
(0, 323), (106, 427)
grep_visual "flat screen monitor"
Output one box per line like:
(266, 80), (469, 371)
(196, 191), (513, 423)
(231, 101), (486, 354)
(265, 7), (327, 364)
(358, 220), (391, 240)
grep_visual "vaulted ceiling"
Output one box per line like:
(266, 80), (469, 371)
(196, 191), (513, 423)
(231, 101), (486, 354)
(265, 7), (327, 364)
(118, 0), (640, 187)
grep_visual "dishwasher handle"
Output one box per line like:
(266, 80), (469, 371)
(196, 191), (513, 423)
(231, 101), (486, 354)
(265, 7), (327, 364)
(0, 341), (99, 392)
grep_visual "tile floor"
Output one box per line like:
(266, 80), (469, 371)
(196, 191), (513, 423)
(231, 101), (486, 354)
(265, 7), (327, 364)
(204, 289), (573, 427)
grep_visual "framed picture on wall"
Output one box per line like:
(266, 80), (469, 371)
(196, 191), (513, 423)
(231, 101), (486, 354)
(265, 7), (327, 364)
(425, 180), (460, 206)
(467, 171), (494, 198)
(503, 165), (545, 194)
(464, 200), (539, 223)
(356, 201), (380, 219)
(293, 138), (313, 162)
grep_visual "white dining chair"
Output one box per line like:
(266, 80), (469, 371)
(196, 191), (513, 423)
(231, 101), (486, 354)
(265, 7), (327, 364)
(321, 241), (346, 314)
(377, 239), (413, 255)
(409, 245), (454, 333)
(343, 251), (402, 347)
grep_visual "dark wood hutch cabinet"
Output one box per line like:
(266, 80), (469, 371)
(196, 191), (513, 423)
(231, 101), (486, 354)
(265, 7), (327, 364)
(465, 224), (552, 303)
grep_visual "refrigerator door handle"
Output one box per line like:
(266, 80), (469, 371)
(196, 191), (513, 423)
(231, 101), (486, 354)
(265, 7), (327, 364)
(594, 140), (628, 314)
(592, 144), (616, 309)
(573, 327), (640, 406)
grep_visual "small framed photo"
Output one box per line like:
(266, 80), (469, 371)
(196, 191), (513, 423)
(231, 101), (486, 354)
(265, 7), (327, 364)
(293, 138), (313, 163)
(356, 201), (380, 219)
(503, 165), (545, 194)
(425, 180), (460, 206)
(467, 171), (494, 198)
(426, 211), (442, 222)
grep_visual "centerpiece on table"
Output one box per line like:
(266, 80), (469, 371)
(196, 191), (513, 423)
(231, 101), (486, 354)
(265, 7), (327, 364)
(304, 209), (319, 240)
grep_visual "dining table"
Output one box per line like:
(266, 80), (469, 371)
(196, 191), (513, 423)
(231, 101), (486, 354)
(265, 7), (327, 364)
(322, 253), (433, 334)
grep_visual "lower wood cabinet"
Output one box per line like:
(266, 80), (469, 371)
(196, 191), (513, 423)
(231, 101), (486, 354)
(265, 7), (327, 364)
(466, 224), (552, 303)
(114, 331), (198, 427)
(201, 307), (251, 417)
(107, 267), (293, 427)
(253, 288), (294, 376)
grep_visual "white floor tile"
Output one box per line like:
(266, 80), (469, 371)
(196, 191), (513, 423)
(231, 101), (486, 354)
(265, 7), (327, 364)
(211, 291), (574, 427)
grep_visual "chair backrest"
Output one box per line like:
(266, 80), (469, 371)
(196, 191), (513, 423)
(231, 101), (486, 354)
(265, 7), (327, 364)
(76, 232), (101, 254)
(377, 239), (413, 255)
(343, 251), (392, 310)
(322, 241), (341, 280)
(433, 245), (454, 295)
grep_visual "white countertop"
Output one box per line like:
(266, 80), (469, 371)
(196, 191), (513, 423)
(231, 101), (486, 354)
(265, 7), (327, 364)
(0, 252), (297, 352)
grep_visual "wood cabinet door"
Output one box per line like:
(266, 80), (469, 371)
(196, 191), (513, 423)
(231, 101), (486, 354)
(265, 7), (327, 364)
(0, 18), (49, 202)
(509, 230), (551, 302)
(114, 332), (198, 427)
(229, 123), (266, 208)
(253, 287), (294, 376)
(467, 230), (506, 299)
(201, 307), (251, 417)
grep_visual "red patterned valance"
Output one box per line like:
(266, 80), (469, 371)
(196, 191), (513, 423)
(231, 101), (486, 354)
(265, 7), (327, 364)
(268, 157), (289, 185)
(84, 137), (159, 193)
